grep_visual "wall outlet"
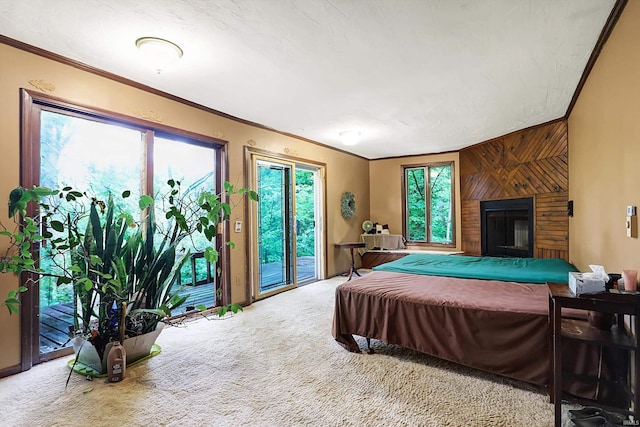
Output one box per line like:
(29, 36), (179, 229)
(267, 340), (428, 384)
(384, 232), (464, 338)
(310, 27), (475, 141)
(234, 220), (242, 232)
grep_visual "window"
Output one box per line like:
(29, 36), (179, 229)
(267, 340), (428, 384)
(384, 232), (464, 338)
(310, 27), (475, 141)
(403, 162), (454, 245)
(153, 135), (219, 287)
(36, 109), (222, 307)
(21, 89), (226, 359)
(38, 111), (145, 309)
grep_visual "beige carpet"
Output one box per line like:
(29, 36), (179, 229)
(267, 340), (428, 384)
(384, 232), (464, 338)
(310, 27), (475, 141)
(0, 276), (577, 426)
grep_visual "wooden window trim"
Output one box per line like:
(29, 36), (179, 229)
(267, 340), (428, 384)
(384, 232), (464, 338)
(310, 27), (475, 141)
(401, 161), (456, 248)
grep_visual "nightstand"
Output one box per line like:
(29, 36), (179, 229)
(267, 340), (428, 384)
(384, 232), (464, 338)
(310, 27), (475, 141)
(547, 282), (640, 426)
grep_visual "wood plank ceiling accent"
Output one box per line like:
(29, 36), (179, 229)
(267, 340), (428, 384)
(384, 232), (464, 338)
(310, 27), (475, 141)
(459, 120), (569, 260)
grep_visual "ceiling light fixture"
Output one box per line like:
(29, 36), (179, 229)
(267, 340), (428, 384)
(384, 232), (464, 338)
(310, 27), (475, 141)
(339, 131), (361, 146)
(135, 37), (183, 74)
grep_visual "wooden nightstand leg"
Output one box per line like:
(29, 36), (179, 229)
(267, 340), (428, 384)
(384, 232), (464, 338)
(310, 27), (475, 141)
(548, 294), (554, 404)
(553, 300), (562, 427)
(635, 310), (640, 419)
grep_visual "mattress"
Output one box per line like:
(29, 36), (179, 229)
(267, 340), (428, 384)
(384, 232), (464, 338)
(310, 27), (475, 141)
(373, 253), (579, 284)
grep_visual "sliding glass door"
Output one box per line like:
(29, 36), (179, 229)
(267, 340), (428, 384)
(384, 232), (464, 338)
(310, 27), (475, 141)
(295, 166), (321, 284)
(21, 90), (223, 367)
(153, 136), (219, 311)
(254, 158), (296, 297)
(38, 111), (144, 356)
(250, 154), (324, 300)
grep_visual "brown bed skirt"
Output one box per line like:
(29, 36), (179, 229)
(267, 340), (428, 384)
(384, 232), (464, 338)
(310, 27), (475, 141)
(332, 271), (612, 398)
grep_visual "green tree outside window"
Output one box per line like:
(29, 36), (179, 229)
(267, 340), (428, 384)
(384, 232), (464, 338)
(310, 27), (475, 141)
(404, 163), (453, 244)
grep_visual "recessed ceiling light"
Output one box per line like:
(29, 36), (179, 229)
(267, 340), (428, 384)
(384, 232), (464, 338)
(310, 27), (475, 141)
(135, 37), (183, 74)
(339, 131), (361, 146)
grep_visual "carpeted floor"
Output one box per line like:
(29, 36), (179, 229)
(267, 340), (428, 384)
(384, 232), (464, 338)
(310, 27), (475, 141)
(1, 275), (579, 426)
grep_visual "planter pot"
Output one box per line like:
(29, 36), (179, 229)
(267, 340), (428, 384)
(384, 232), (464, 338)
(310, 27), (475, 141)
(72, 323), (164, 374)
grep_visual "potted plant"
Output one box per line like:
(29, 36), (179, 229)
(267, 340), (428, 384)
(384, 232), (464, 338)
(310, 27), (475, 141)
(1, 179), (257, 373)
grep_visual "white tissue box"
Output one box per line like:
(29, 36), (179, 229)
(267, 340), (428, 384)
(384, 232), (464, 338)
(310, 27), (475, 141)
(568, 272), (606, 295)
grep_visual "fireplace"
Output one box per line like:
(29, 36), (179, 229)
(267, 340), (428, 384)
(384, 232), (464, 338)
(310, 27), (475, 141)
(480, 197), (533, 258)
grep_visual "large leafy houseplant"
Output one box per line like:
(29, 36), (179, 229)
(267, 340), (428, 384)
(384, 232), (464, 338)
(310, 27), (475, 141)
(1, 180), (257, 364)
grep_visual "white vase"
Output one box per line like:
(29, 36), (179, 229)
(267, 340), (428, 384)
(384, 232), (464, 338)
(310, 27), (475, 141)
(73, 323), (164, 374)
(71, 337), (102, 372)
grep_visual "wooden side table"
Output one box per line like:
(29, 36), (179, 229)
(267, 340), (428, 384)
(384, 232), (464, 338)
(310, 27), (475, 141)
(547, 282), (640, 426)
(334, 242), (367, 281)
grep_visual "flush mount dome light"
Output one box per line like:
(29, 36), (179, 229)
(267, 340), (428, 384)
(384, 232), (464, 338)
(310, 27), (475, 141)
(339, 131), (361, 146)
(135, 37), (183, 74)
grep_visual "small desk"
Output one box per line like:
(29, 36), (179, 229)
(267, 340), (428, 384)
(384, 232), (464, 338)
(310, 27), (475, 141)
(334, 242), (367, 281)
(547, 282), (640, 426)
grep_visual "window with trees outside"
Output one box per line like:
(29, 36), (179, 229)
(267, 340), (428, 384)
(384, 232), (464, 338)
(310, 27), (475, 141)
(24, 91), (224, 323)
(403, 162), (454, 245)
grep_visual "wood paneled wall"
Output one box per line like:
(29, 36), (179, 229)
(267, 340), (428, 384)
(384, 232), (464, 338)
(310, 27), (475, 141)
(459, 120), (569, 260)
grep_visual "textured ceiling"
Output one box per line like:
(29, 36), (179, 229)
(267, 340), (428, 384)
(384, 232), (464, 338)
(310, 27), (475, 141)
(0, 0), (616, 159)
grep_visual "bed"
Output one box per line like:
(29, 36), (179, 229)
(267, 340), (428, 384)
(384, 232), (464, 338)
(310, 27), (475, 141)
(332, 254), (607, 394)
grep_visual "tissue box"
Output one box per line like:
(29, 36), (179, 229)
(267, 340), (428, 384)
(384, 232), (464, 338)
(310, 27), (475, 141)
(568, 272), (606, 295)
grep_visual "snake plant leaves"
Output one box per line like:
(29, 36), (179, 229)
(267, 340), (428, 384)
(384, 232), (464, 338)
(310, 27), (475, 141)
(2, 179), (258, 362)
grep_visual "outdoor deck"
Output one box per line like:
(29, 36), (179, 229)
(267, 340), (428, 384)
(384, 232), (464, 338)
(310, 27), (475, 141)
(39, 257), (316, 354)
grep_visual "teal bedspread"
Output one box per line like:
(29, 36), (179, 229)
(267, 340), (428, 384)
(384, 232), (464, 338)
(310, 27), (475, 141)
(372, 254), (578, 284)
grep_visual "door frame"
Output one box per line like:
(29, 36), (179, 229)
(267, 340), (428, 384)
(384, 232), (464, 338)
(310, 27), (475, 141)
(18, 89), (229, 371)
(251, 155), (298, 300)
(244, 147), (326, 302)
(294, 163), (323, 285)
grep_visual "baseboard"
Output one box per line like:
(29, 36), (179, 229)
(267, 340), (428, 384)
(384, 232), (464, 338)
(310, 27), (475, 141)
(0, 363), (23, 378)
